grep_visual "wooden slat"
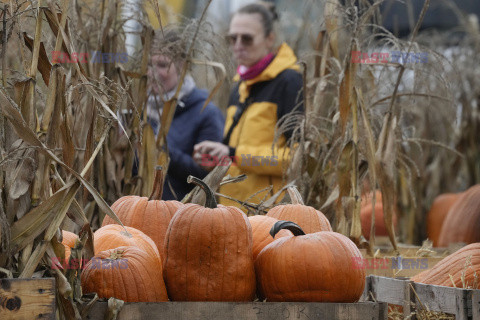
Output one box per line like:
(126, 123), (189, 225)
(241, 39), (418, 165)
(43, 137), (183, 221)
(84, 301), (388, 320)
(366, 275), (414, 318)
(0, 278), (55, 320)
(472, 290), (480, 320)
(360, 276), (371, 302)
(368, 276), (413, 306)
(412, 283), (470, 320)
(367, 275), (480, 320)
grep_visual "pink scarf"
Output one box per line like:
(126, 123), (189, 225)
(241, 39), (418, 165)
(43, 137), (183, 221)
(237, 53), (275, 80)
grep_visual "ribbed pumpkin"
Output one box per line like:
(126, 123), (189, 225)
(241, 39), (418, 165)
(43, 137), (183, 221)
(411, 243), (480, 288)
(360, 190), (398, 238)
(102, 166), (182, 260)
(255, 221), (366, 302)
(164, 176), (256, 301)
(248, 215), (292, 260)
(426, 192), (462, 247)
(94, 224), (161, 262)
(62, 230), (78, 261)
(81, 246), (168, 302)
(266, 186), (332, 233)
(437, 184), (480, 247)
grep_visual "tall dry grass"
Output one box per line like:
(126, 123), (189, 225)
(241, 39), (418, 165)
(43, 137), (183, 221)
(0, 0), (478, 317)
(0, 0), (228, 316)
(275, 0), (478, 254)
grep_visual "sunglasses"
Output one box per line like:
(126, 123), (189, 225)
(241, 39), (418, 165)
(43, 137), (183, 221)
(226, 33), (254, 46)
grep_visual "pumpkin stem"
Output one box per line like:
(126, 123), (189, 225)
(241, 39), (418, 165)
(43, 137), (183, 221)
(287, 186), (304, 205)
(187, 175), (217, 209)
(149, 166), (165, 201)
(270, 220), (305, 238)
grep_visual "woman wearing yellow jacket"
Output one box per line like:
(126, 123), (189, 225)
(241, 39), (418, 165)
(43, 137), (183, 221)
(193, 2), (304, 209)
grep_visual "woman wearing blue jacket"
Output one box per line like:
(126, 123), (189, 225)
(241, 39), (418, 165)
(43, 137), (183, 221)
(147, 30), (225, 200)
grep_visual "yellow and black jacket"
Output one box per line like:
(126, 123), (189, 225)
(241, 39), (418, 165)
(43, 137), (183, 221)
(219, 43), (303, 209)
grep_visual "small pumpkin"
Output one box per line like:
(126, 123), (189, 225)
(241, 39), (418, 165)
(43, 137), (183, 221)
(437, 184), (480, 247)
(62, 230), (78, 261)
(81, 246), (168, 302)
(266, 186), (332, 233)
(411, 242), (480, 288)
(426, 192), (462, 247)
(102, 166), (183, 260)
(255, 221), (366, 302)
(248, 215), (292, 260)
(360, 190), (398, 238)
(93, 224), (161, 262)
(164, 176), (256, 301)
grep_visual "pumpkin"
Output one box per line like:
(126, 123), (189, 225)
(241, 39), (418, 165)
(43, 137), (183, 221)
(93, 224), (161, 262)
(164, 176), (256, 301)
(62, 230), (78, 261)
(437, 184), (480, 247)
(81, 246), (168, 302)
(360, 190), (398, 239)
(255, 221), (366, 302)
(266, 186), (332, 233)
(102, 166), (183, 260)
(248, 215), (292, 260)
(426, 192), (462, 247)
(411, 242), (480, 288)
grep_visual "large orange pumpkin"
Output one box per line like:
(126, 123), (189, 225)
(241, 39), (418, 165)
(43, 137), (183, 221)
(248, 215), (292, 260)
(411, 242), (480, 288)
(62, 230), (78, 261)
(102, 166), (182, 260)
(93, 224), (160, 261)
(164, 176), (256, 301)
(255, 221), (366, 302)
(81, 246), (168, 302)
(266, 186), (332, 233)
(426, 192), (462, 247)
(437, 184), (480, 247)
(360, 190), (398, 238)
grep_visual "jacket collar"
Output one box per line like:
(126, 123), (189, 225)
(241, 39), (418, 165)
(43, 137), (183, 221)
(235, 43), (300, 103)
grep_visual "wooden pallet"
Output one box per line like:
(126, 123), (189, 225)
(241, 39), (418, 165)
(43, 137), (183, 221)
(361, 275), (480, 320)
(0, 278), (56, 320)
(84, 301), (388, 320)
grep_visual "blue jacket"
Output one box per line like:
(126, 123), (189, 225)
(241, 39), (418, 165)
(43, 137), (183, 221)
(150, 88), (225, 200)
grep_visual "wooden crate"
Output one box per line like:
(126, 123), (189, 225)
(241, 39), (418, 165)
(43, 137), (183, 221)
(84, 301), (388, 320)
(361, 275), (414, 319)
(0, 278), (56, 320)
(361, 275), (480, 320)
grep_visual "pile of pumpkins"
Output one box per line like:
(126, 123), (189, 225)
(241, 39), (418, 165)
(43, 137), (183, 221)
(426, 184), (480, 247)
(64, 168), (367, 303)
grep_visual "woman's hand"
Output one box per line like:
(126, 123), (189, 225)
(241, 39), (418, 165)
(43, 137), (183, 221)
(193, 141), (230, 170)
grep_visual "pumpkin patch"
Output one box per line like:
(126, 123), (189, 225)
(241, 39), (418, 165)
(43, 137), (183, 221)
(360, 190), (398, 238)
(437, 184), (480, 247)
(81, 246), (169, 302)
(267, 186), (332, 233)
(411, 242), (480, 288)
(163, 176), (256, 301)
(255, 220), (366, 302)
(101, 166), (183, 260)
(93, 224), (161, 262)
(61, 230), (78, 261)
(248, 215), (292, 260)
(426, 192), (462, 247)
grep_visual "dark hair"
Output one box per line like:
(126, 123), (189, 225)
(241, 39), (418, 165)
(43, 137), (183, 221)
(236, 2), (279, 36)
